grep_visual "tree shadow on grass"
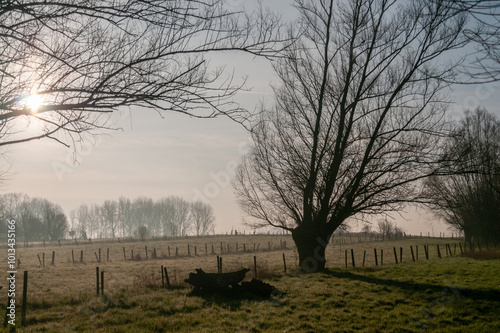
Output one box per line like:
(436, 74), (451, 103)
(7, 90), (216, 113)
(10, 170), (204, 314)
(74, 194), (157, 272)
(323, 269), (500, 304)
(190, 288), (285, 311)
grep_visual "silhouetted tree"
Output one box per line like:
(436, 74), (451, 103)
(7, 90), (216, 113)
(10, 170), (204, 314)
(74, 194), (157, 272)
(425, 108), (500, 245)
(235, 0), (468, 272)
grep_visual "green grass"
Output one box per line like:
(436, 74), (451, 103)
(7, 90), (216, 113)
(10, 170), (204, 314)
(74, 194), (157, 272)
(3, 251), (499, 332)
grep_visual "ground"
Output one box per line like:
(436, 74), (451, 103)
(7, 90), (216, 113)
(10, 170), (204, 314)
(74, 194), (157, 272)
(1, 235), (499, 332)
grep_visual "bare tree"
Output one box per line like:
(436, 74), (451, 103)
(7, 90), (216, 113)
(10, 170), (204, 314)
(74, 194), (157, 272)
(190, 201), (216, 236)
(437, 0), (500, 81)
(101, 199), (119, 238)
(234, 0), (467, 271)
(424, 108), (500, 245)
(377, 219), (394, 240)
(0, 0), (284, 149)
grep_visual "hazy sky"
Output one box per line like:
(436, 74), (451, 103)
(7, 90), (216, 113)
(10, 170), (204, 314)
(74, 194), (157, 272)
(3, 0), (500, 236)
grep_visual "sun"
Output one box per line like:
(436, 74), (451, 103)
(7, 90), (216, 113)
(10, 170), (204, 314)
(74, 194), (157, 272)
(25, 93), (43, 113)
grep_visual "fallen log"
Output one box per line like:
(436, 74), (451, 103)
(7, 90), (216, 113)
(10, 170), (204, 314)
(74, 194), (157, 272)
(185, 268), (283, 298)
(185, 268), (250, 291)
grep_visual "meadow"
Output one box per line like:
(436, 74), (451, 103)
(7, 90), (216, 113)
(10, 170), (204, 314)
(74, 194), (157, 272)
(1, 234), (499, 332)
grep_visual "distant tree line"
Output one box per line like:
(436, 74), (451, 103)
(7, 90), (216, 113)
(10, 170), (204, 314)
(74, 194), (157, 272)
(70, 196), (215, 239)
(0, 193), (215, 241)
(0, 193), (68, 241)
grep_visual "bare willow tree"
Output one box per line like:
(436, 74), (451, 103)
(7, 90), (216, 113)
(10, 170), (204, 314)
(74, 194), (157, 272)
(424, 108), (500, 245)
(0, 0), (283, 148)
(234, 0), (468, 271)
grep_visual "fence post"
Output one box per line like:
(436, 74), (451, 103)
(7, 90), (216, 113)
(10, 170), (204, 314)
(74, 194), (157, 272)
(400, 247), (403, 263)
(145, 246), (148, 259)
(345, 249), (348, 268)
(437, 244), (441, 258)
(282, 253), (287, 275)
(410, 246), (415, 262)
(217, 255), (220, 273)
(81, 250), (84, 263)
(416, 245), (418, 260)
(351, 249), (355, 267)
(72, 250), (75, 264)
(424, 245), (429, 260)
(362, 250), (366, 267)
(374, 249), (378, 266)
(254, 256), (257, 278)
(381, 249), (383, 265)
(393, 247), (398, 264)
(101, 271), (104, 295)
(164, 267), (171, 289)
(459, 242), (463, 254)
(96, 267), (100, 296)
(21, 271), (28, 326)
(161, 265), (165, 287)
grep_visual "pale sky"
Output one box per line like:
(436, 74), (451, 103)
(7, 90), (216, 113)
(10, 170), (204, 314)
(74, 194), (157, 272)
(3, 0), (500, 236)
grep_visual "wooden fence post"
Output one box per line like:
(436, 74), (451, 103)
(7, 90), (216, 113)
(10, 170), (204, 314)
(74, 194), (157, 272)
(393, 247), (398, 264)
(282, 253), (287, 275)
(21, 271), (28, 326)
(101, 271), (104, 295)
(345, 249), (348, 268)
(161, 265), (164, 287)
(459, 242), (463, 254)
(254, 256), (257, 278)
(410, 246), (415, 262)
(437, 244), (442, 258)
(374, 249), (378, 266)
(81, 250), (84, 263)
(72, 250), (75, 264)
(362, 250), (366, 267)
(145, 246), (148, 260)
(164, 267), (171, 289)
(381, 249), (383, 265)
(400, 247), (403, 263)
(123, 247), (126, 261)
(351, 249), (355, 267)
(424, 245), (429, 260)
(96, 267), (100, 296)
(52, 251), (55, 265)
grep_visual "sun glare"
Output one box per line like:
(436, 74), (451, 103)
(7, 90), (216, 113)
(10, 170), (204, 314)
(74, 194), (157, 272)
(25, 94), (43, 113)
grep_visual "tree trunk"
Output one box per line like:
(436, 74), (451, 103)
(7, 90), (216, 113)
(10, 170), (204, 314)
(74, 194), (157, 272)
(292, 224), (329, 272)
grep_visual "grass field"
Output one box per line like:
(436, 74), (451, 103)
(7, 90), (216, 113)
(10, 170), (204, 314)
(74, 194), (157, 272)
(1, 235), (499, 332)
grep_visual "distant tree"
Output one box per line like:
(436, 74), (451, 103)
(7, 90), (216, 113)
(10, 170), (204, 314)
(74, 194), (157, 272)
(235, 0), (467, 272)
(101, 200), (119, 238)
(377, 219), (394, 240)
(0, 193), (68, 240)
(0, 0), (284, 149)
(424, 108), (500, 245)
(190, 201), (216, 236)
(135, 225), (149, 240)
